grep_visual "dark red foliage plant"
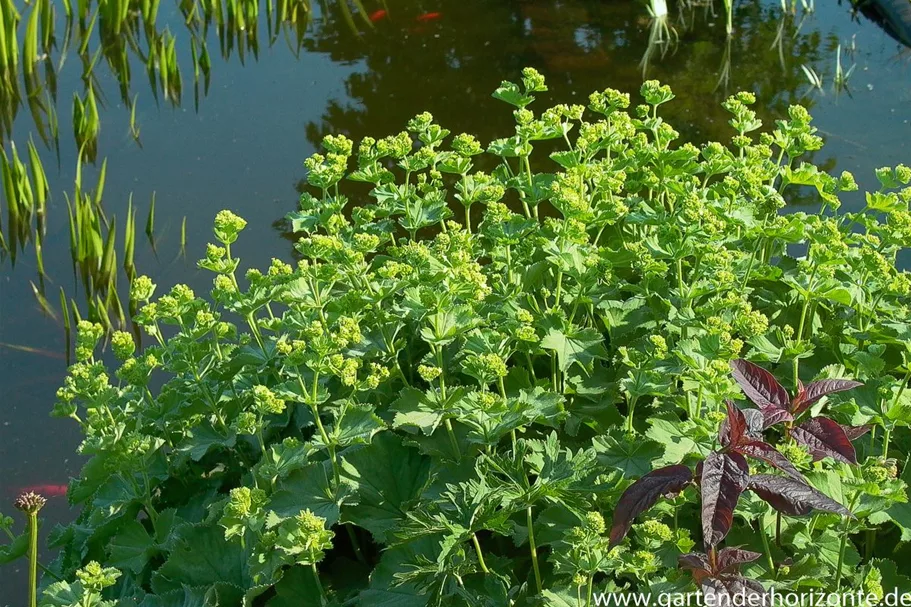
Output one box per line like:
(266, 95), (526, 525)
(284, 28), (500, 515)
(609, 360), (864, 597)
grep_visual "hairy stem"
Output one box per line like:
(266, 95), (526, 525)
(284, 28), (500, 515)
(834, 517), (850, 589)
(759, 515), (776, 577)
(472, 533), (490, 574)
(27, 511), (38, 607)
(527, 505), (543, 595)
(445, 418), (461, 460)
(312, 563), (327, 606)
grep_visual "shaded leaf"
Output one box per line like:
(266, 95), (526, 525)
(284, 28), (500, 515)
(758, 406), (793, 429)
(735, 441), (805, 481)
(341, 433), (431, 543)
(700, 452), (749, 549)
(719, 400), (747, 447)
(793, 379), (863, 414)
(609, 465), (692, 547)
(593, 432), (663, 478)
(748, 474), (851, 517)
(716, 547), (762, 572)
(541, 326), (608, 373)
(730, 360), (789, 410)
(791, 417), (857, 464)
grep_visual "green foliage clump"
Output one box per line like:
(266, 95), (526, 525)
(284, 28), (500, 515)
(8, 70), (911, 606)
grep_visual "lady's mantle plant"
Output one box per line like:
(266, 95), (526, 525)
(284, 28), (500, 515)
(17, 69), (911, 606)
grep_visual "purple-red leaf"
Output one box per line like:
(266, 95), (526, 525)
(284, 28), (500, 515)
(791, 417), (857, 464)
(701, 451), (750, 549)
(716, 547), (763, 573)
(609, 465), (692, 547)
(719, 400), (748, 447)
(702, 575), (767, 602)
(842, 424), (872, 441)
(748, 474), (852, 517)
(735, 440), (805, 482)
(730, 360), (790, 411)
(679, 552), (711, 574)
(792, 379), (863, 415)
(758, 406), (793, 429)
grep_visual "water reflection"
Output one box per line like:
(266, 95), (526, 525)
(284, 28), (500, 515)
(302, 0), (830, 151)
(0, 0), (909, 599)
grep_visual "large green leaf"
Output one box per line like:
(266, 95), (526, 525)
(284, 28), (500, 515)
(593, 432), (664, 477)
(340, 432), (431, 543)
(0, 531), (28, 565)
(265, 565), (328, 607)
(151, 524), (250, 594)
(541, 326), (608, 373)
(646, 417), (713, 465)
(108, 521), (156, 574)
(270, 460), (348, 526)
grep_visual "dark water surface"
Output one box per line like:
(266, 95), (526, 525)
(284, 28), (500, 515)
(0, 0), (909, 600)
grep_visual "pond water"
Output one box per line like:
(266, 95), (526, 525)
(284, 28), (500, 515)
(0, 0), (909, 601)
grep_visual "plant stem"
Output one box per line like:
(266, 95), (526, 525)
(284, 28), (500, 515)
(834, 517), (850, 589)
(445, 418), (461, 460)
(527, 505), (543, 595)
(775, 512), (782, 547)
(472, 533), (490, 574)
(834, 494), (860, 589)
(626, 395), (638, 433)
(27, 511), (38, 607)
(346, 524), (367, 565)
(758, 516), (776, 577)
(554, 271), (563, 308)
(883, 370), (911, 458)
(676, 258), (684, 298)
(311, 563), (327, 606)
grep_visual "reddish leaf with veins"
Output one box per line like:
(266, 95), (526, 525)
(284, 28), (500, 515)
(719, 400), (747, 447)
(609, 465), (692, 547)
(791, 417), (857, 464)
(719, 401), (804, 481)
(679, 547), (763, 592)
(842, 424), (872, 441)
(748, 474), (852, 517)
(730, 360), (790, 410)
(792, 379), (864, 415)
(736, 440), (805, 481)
(700, 451), (749, 549)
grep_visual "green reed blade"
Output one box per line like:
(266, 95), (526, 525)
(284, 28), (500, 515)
(23, 0), (39, 77)
(145, 192), (155, 239)
(27, 137), (47, 223)
(350, 0), (373, 29)
(100, 218), (116, 285)
(78, 8), (98, 56)
(180, 215), (187, 256)
(93, 156), (106, 210)
(35, 229), (45, 275)
(1, 147), (18, 226)
(30, 280), (58, 321)
(60, 286), (71, 334)
(70, 298), (81, 323)
(0, 341), (66, 359)
(129, 93), (140, 140)
(39, 0), (53, 52)
(111, 289), (127, 327)
(95, 294), (113, 331)
(124, 194), (135, 276)
(65, 192), (77, 268)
